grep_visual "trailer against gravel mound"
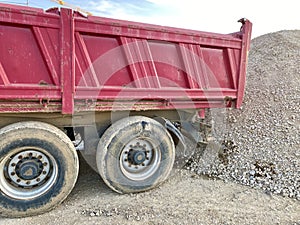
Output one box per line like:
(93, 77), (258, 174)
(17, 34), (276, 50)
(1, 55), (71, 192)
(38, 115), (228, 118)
(0, 3), (252, 217)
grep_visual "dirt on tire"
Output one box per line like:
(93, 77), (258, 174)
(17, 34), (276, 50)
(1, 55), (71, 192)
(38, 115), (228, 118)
(0, 154), (299, 225)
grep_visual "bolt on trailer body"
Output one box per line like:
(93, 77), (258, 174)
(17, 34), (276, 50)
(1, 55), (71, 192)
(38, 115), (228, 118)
(0, 2), (252, 217)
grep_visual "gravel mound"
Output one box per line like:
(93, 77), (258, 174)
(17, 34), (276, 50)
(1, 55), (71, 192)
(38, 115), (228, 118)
(189, 30), (300, 200)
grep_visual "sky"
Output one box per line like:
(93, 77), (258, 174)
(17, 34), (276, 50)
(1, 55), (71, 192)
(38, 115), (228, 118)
(0, 0), (299, 38)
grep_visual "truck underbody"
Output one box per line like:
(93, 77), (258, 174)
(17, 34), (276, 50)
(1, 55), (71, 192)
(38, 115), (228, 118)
(0, 3), (251, 217)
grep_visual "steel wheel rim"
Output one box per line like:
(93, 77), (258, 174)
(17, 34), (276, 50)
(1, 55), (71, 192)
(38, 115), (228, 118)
(120, 138), (161, 181)
(0, 147), (58, 200)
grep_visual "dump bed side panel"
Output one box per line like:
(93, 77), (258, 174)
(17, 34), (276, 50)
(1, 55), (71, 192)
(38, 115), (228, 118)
(0, 5), (62, 112)
(0, 4), (252, 114)
(73, 14), (250, 112)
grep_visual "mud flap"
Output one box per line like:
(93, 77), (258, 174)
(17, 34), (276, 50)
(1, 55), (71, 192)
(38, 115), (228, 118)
(153, 117), (186, 154)
(153, 117), (193, 168)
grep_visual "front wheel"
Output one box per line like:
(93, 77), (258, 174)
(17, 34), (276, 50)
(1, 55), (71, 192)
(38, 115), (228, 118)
(96, 116), (175, 194)
(0, 121), (79, 217)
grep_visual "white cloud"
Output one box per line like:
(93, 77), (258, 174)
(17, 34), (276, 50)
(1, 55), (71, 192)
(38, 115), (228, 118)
(2, 0), (299, 37)
(146, 0), (300, 37)
(94, 0), (114, 11)
(81, 0), (245, 35)
(73, 0), (300, 37)
(85, 0), (147, 22)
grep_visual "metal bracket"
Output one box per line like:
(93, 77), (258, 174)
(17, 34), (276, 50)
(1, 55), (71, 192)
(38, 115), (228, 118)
(153, 117), (187, 156)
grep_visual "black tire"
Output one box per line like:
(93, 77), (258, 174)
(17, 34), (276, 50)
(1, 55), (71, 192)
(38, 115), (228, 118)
(96, 116), (175, 194)
(0, 121), (79, 217)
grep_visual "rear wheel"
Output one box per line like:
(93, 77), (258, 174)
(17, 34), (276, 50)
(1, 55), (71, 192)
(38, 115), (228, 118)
(96, 116), (175, 194)
(0, 121), (79, 217)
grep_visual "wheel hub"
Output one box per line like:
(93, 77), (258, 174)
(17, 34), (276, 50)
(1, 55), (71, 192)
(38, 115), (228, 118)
(17, 158), (43, 180)
(6, 150), (51, 188)
(128, 150), (146, 165)
(120, 139), (160, 181)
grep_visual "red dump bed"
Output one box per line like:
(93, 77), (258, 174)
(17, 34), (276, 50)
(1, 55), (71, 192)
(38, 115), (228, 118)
(0, 3), (252, 114)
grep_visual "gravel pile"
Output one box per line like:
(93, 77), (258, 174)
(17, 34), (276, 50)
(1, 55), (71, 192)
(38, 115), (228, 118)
(188, 30), (300, 200)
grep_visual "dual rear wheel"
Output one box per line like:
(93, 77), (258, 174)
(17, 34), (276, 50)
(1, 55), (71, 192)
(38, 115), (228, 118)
(0, 121), (79, 217)
(96, 116), (175, 194)
(0, 116), (177, 217)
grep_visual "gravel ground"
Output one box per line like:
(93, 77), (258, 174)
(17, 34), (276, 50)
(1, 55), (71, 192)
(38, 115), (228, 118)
(0, 30), (299, 225)
(189, 30), (300, 200)
(1, 156), (300, 225)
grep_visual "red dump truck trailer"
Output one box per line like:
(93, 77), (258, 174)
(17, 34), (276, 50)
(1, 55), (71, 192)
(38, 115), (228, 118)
(0, 3), (252, 217)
